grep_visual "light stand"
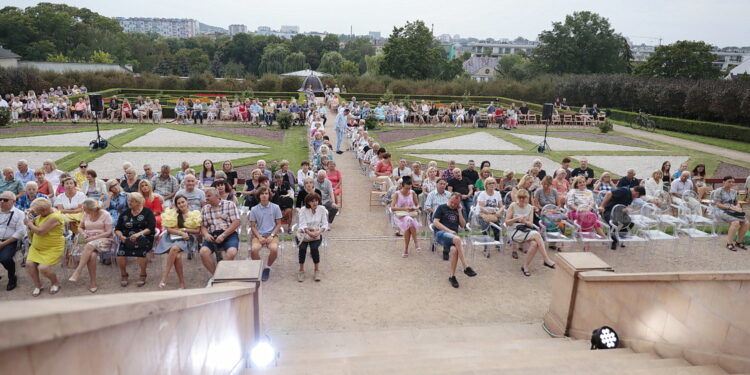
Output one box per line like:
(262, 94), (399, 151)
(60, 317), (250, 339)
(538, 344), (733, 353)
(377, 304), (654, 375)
(533, 118), (552, 153)
(89, 111), (110, 151)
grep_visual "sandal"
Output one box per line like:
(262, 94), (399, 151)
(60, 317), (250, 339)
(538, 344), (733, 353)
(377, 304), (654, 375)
(32, 287), (43, 297)
(727, 243), (737, 252)
(543, 262), (556, 269)
(511, 250), (518, 259)
(137, 274), (147, 287)
(159, 282), (167, 289)
(49, 284), (61, 294)
(120, 273), (129, 287)
(88, 287), (98, 294)
(735, 242), (747, 250)
(521, 266), (531, 277)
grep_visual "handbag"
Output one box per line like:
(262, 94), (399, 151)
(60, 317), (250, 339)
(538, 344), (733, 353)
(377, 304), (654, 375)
(296, 225), (319, 243)
(724, 209), (747, 220)
(479, 212), (500, 223)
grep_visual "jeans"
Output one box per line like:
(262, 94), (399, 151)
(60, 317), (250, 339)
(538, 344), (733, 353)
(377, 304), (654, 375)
(324, 201), (338, 223)
(192, 110), (203, 124)
(298, 238), (322, 264)
(264, 113), (274, 126)
(461, 197), (473, 223)
(336, 130), (344, 152)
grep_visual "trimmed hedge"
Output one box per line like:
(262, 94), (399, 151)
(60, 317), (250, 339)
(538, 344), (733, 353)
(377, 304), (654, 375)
(606, 109), (750, 143)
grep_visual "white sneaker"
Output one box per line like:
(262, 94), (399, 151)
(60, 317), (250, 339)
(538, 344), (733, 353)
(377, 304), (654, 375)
(314, 270), (321, 282)
(297, 271), (305, 282)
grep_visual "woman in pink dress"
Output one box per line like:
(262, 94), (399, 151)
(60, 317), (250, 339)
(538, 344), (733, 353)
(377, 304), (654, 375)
(391, 176), (421, 257)
(326, 161), (343, 210)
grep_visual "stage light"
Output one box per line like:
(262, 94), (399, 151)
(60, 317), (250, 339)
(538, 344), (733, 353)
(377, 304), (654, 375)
(250, 341), (276, 368)
(590, 326), (619, 350)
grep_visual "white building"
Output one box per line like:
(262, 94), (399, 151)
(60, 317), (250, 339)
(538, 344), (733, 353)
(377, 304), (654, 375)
(280, 25), (299, 34)
(0, 47), (21, 68)
(713, 50), (748, 71)
(228, 24), (247, 36)
(469, 41), (538, 57)
(117, 17), (200, 38)
(368, 31), (382, 40)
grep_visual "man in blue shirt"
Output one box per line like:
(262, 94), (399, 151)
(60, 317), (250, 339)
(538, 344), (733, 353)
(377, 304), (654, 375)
(433, 193), (477, 288)
(334, 108), (349, 154)
(14, 160), (34, 184)
(249, 186), (282, 281)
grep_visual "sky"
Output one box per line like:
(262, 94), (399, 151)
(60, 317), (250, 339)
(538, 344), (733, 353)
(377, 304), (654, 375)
(5, 0), (750, 47)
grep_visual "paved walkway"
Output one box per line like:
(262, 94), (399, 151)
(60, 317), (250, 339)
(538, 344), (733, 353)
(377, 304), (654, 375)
(614, 124), (750, 163)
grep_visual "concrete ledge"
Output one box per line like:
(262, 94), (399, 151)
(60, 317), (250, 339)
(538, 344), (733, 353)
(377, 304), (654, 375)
(579, 270), (750, 282)
(0, 285), (254, 351)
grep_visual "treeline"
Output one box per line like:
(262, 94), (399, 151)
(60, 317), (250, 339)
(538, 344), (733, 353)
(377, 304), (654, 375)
(0, 3), (375, 77)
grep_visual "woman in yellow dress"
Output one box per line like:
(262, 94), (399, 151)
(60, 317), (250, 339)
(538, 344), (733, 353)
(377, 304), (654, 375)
(24, 198), (65, 296)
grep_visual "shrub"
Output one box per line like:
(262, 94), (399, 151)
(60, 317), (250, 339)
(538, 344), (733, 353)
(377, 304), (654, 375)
(606, 109), (750, 142)
(598, 119), (613, 133)
(363, 114), (379, 130)
(240, 89), (255, 100)
(276, 111), (293, 129)
(0, 107), (10, 126)
(281, 76), (302, 92)
(380, 89), (395, 103)
(256, 74), (281, 92)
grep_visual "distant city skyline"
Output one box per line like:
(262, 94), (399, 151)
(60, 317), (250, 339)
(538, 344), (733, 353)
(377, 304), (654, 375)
(4, 0), (750, 47)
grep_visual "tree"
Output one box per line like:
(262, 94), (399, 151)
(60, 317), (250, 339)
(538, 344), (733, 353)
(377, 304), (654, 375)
(439, 58), (465, 80)
(341, 37), (376, 74)
(258, 43), (289, 74)
(89, 50), (114, 63)
(532, 11), (631, 74)
(365, 54), (384, 76)
(223, 33), (283, 76)
(341, 60), (360, 76)
(318, 51), (346, 74)
(321, 34), (340, 52)
(381, 20), (444, 79)
(46, 53), (70, 62)
(284, 52), (308, 72)
(290, 34), (323, 69)
(496, 54), (533, 80)
(222, 61), (246, 78)
(173, 48), (210, 75)
(635, 40), (722, 79)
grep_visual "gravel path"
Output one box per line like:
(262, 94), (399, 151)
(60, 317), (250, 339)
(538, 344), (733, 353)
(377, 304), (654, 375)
(614, 124), (750, 163)
(402, 132), (521, 150)
(0, 125), (83, 135)
(0, 152), (73, 170)
(122, 128), (268, 148)
(510, 133), (655, 151)
(527, 131), (652, 146)
(374, 129), (450, 144)
(205, 126), (285, 142)
(713, 161), (750, 179)
(0, 129), (130, 147)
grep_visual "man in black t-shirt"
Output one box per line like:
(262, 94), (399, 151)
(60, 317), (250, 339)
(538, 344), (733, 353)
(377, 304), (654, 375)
(448, 168), (474, 220)
(616, 169), (640, 189)
(600, 186), (645, 249)
(461, 160), (479, 186)
(433, 193), (477, 288)
(571, 158), (595, 189)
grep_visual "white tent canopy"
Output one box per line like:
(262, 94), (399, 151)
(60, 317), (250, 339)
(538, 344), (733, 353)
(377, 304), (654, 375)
(280, 69), (332, 78)
(726, 59), (750, 80)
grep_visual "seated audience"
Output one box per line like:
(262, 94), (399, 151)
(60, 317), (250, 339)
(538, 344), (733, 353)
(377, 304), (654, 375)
(115, 192), (156, 287)
(152, 165), (180, 203)
(0, 192), (25, 291)
(120, 168), (141, 193)
(139, 180), (163, 230)
(711, 176), (749, 251)
(199, 188), (241, 274)
(16, 181), (48, 211)
(571, 158), (595, 189)
(175, 175), (206, 211)
(447, 168), (474, 221)
(566, 176), (606, 239)
(391, 176), (421, 257)
(505, 189), (555, 276)
(69, 199), (113, 293)
(24, 197), (65, 296)
(81, 169), (106, 198)
(314, 170), (339, 223)
(600, 186), (646, 249)
(432, 193), (477, 288)
(1, 167), (23, 196)
(616, 169), (640, 188)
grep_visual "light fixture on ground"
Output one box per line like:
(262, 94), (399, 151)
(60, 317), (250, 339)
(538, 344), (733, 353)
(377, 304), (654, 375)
(590, 326), (619, 350)
(250, 341), (277, 368)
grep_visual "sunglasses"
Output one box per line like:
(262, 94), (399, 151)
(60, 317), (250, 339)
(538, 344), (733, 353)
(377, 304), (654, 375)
(80, 165), (88, 168)
(0, 198), (11, 202)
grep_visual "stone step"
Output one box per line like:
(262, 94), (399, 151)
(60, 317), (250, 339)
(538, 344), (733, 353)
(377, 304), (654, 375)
(275, 337), (591, 365)
(270, 323), (548, 351)
(607, 365), (729, 375)
(246, 348), (643, 374)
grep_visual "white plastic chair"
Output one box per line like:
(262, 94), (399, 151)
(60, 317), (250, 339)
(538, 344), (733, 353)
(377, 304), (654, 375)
(467, 204), (505, 261)
(676, 191), (717, 251)
(539, 205), (578, 252)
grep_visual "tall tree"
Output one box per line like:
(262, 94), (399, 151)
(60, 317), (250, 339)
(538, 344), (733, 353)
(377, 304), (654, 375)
(321, 34), (341, 52)
(341, 37), (376, 74)
(258, 43), (289, 74)
(318, 51), (346, 74)
(532, 11), (631, 74)
(284, 51), (309, 72)
(381, 20), (444, 79)
(635, 40), (721, 79)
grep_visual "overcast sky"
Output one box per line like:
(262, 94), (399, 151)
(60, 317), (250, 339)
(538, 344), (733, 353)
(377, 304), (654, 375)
(5, 0), (749, 46)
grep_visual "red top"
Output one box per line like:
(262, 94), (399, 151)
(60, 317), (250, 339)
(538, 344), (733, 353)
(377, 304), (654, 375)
(143, 195), (163, 230)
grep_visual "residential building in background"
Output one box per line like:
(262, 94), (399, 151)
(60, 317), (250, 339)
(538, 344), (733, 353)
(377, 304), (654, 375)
(368, 31), (382, 40)
(463, 56), (499, 82)
(117, 17), (200, 38)
(228, 24), (247, 36)
(280, 25), (300, 34)
(630, 44), (749, 71)
(469, 40), (539, 57)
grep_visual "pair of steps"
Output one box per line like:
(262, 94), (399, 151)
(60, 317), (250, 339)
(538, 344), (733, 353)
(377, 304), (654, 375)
(244, 323), (731, 374)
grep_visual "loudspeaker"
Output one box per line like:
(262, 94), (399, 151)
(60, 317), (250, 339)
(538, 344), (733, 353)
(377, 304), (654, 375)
(542, 103), (554, 120)
(89, 94), (103, 113)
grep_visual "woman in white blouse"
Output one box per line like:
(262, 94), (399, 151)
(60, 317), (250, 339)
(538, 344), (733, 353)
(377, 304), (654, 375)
(42, 159), (63, 191)
(54, 177), (86, 228)
(296, 192), (329, 283)
(644, 170), (665, 202)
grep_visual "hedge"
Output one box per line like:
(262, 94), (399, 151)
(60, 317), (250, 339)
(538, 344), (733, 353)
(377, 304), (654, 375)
(606, 109), (750, 142)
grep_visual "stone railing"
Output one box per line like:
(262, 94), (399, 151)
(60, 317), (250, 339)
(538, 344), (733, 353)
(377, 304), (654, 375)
(544, 252), (750, 373)
(0, 281), (258, 374)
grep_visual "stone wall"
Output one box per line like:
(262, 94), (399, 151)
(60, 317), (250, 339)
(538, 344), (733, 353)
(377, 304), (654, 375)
(544, 252), (750, 373)
(0, 285), (256, 375)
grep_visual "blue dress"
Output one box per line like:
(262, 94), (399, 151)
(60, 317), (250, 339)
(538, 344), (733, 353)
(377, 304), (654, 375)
(103, 192), (128, 223)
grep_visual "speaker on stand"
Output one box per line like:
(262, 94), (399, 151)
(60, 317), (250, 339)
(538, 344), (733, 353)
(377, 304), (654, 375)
(533, 103), (554, 153)
(88, 94), (111, 151)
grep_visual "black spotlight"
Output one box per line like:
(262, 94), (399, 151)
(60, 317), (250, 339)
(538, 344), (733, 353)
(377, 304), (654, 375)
(590, 326), (619, 350)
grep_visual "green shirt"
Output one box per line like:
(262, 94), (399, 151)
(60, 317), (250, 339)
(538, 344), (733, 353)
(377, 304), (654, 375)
(474, 178), (485, 191)
(0, 178), (23, 195)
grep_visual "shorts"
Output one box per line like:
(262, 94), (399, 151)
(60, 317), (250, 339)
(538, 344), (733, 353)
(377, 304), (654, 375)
(202, 232), (239, 252)
(251, 236), (280, 249)
(435, 230), (457, 247)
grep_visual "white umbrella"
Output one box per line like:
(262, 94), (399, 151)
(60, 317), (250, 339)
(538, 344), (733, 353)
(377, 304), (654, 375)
(280, 69), (333, 78)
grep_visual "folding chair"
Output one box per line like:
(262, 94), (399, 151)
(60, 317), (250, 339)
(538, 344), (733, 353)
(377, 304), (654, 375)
(466, 204), (505, 261)
(539, 205), (578, 252)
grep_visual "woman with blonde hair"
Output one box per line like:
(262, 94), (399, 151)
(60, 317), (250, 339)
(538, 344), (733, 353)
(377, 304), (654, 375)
(24, 198), (65, 296)
(41, 159), (62, 191)
(511, 175), (536, 203)
(139, 179), (163, 230)
(645, 170), (665, 202)
(593, 172), (614, 202)
(69, 198), (113, 293)
(505, 189), (555, 276)
(120, 168), (140, 193)
(552, 168), (570, 205)
(566, 176), (606, 241)
(155, 195), (201, 289)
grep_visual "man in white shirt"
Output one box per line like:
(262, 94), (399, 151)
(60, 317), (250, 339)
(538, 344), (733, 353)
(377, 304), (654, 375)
(0, 191), (26, 290)
(424, 179), (452, 220)
(670, 171), (701, 215)
(0, 97), (8, 108)
(393, 158), (412, 181)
